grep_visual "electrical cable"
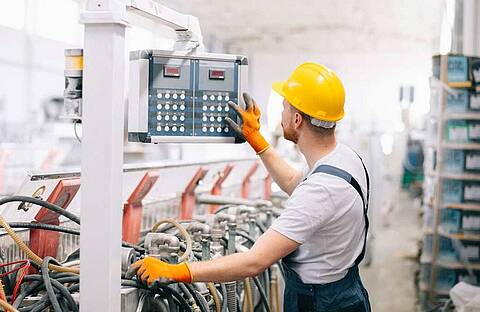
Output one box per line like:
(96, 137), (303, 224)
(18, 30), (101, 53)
(0, 216), (79, 274)
(7, 222), (80, 235)
(207, 282), (221, 312)
(0, 196), (80, 225)
(179, 283), (199, 311)
(0, 298), (19, 312)
(213, 205), (236, 215)
(16, 276), (79, 312)
(255, 221), (266, 234)
(151, 219), (192, 262)
(5, 222), (144, 256)
(252, 276), (271, 312)
(41, 257), (63, 312)
(185, 283), (209, 312)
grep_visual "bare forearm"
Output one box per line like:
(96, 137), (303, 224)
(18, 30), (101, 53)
(259, 147), (302, 195)
(189, 252), (267, 283)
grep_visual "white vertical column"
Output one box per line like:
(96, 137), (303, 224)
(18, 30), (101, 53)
(80, 1), (127, 311)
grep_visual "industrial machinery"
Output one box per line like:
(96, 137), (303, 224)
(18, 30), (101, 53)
(128, 50), (248, 143)
(0, 190), (284, 312)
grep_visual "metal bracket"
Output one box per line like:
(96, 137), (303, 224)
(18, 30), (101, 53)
(29, 178), (80, 272)
(122, 171), (159, 244)
(180, 167), (208, 219)
(210, 164), (234, 213)
(241, 162), (260, 199)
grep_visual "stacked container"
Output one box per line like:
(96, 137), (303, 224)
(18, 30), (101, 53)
(420, 54), (480, 309)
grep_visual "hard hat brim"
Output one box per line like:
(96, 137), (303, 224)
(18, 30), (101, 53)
(272, 81), (286, 98)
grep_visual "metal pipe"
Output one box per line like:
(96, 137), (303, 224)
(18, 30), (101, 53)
(196, 194), (272, 208)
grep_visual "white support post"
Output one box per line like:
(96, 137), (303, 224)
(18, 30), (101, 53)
(80, 1), (128, 311)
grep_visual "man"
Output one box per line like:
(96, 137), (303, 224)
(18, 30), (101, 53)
(132, 62), (371, 312)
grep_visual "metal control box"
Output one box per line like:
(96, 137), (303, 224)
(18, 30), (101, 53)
(128, 50), (248, 143)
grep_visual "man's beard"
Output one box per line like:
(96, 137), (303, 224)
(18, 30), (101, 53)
(282, 122), (299, 144)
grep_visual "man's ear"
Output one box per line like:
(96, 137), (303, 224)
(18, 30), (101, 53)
(294, 112), (303, 130)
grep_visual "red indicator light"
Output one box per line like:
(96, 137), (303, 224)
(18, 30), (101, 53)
(209, 69), (225, 80)
(163, 66), (181, 78)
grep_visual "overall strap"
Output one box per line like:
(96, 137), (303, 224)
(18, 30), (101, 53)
(309, 157), (370, 266)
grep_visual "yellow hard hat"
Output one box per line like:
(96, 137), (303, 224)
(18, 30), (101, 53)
(272, 62), (345, 122)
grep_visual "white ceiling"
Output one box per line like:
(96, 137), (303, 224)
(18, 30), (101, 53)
(158, 0), (445, 54)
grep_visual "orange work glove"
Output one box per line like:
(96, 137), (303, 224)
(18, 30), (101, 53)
(225, 92), (270, 154)
(130, 257), (193, 285)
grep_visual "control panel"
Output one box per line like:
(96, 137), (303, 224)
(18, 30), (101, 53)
(128, 50), (248, 143)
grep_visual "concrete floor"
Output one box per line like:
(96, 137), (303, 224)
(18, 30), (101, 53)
(361, 191), (422, 311)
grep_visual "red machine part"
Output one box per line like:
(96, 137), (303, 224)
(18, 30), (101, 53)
(122, 171), (159, 244)
(29, 178), (80, 270)
(241, 162), (259, 199)
(264, 174), (272, 200)
(180, 167), (208, 220)
(209, 164), (234, 213)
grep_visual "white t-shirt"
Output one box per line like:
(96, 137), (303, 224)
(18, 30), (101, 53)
(271, 142), (368, 284)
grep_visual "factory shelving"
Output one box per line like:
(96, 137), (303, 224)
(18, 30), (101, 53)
(420, 54), (480, 308)
(442, 203), (480, 211)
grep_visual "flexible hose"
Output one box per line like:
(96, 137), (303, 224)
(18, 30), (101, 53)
(151, 219), (192, 262)
(220, 283), (228, 312)
(207, 282), (221, 312)
(244, 278), (254, 312)
(0, 196), (80, 225)
(252, 276), (271, 312)
(8, 222), (79, 235)
(225, 281), (237, 312)
(179, 283), (200, 312)
(0, 299), (18, 312)
(41, 257), (62, 312)
(0, 216), (79, 274)
(0, 280), (9, 312)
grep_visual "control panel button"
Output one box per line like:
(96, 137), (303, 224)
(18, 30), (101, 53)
(180, 104), (185, 111)
(210, 95), (215, 101)
(209, 127), (215, 133)
(172, 104), (178, 110)
(210, 106), (215, 111)
(180, 115), (185, 121)
(217, 106), (222, 112)
(202, 127), (207, 133)
(157, 93), (162, 99)
(225, 106), (230, 112)
(218, 95), (222, 101)
(156, 115), (162, 121)
(164, 126), (170, 132)
(156, 125), (162, 131)
(172, 94), (178, 99)
(165, 104), (170, 110)
(210, 116), (215, 122)
(180, 126), (185, 132)
(172, 115), (178, 121)
(217, 127), (222, 133)
(224, 127), (229, 132)
(157, 104), (162, 110)
(202, 116), (208, 122)
(203, 95), (208, 101)
(172, 126), (177, 132)
(180, 94), (185, 100)
(165, 93), (170, 99)
(225, 95), (230, 101)
(202, 105), (207, 111)
(217, 116), (222, 122)
(164, 115), (170, 121)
